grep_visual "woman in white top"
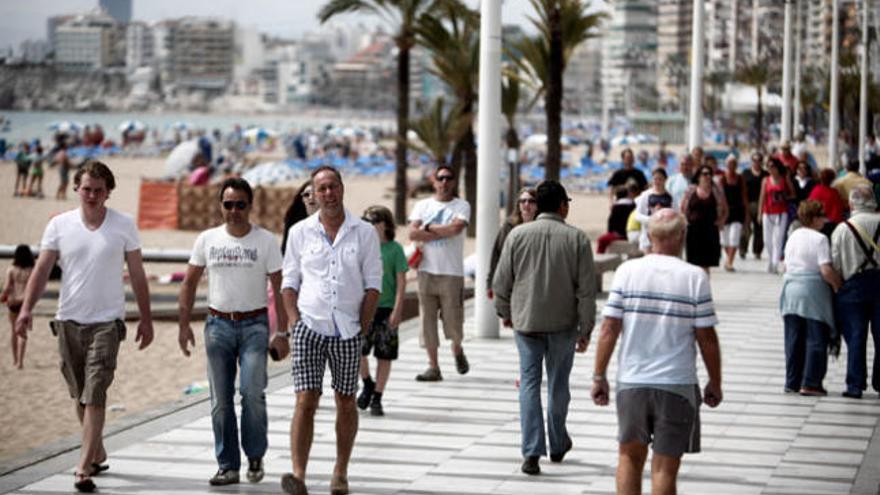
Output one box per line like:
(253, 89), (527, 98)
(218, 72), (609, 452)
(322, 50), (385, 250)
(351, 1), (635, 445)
(780, 201), (843, 396)
(633, 168), (673, 252)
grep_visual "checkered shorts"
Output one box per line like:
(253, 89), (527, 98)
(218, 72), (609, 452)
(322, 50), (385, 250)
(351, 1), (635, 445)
(291, 320), (363, 396)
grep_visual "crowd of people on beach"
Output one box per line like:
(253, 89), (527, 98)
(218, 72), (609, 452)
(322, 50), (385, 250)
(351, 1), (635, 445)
(3, 126), (879, 494)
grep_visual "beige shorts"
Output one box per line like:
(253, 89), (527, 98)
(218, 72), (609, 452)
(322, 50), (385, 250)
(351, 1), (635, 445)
(417, 272), (464, 349)
(53, 319), (126, 406)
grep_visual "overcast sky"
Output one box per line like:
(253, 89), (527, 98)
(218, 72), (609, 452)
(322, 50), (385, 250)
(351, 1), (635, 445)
(0, 0), (545, 50)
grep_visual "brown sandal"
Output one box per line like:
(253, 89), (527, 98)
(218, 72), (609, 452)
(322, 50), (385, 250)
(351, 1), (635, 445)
(74, 472), (96, 493)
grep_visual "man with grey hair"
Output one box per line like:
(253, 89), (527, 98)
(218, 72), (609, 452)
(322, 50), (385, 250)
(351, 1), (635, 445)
(831, 185), (880, 399)
(592, 208), (722, 495)
(666, 154), (694, 210)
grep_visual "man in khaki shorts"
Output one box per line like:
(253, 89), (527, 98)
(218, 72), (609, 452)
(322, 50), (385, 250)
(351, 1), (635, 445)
(591, 209), (722, 495)
(16, 160), (154, 493)
(408, 165), (471, 381)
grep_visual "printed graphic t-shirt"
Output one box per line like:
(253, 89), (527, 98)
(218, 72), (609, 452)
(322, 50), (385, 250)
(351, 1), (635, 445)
(189, 224), (283, 312)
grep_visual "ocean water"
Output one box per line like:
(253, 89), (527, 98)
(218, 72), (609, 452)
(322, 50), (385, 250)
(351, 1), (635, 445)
(0, 110), (396, 145)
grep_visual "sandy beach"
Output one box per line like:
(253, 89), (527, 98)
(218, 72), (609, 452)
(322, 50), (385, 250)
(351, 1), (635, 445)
(0, 153), (610, 465)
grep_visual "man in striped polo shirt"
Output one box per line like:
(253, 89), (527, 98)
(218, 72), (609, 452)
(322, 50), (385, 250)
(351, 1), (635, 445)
(591, 208), (723, 495)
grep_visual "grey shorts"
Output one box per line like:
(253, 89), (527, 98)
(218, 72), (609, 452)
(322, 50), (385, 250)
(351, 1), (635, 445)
(616, 386), (701, 457)
(53, 319), (126, 406)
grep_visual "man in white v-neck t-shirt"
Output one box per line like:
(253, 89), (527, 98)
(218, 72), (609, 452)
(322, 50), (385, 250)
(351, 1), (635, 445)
(16, 160), (154, 493)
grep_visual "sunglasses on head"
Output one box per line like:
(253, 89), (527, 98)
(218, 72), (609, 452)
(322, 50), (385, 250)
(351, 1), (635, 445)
(436, 175), (455, 182)
(362, 215), (381, 224)
(222, 200), (249, 210)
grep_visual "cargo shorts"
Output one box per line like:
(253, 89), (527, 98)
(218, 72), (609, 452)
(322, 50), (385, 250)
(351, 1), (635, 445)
(52, 319), (126, 406)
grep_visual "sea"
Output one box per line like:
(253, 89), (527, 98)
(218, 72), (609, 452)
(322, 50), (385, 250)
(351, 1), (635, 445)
(0, 109), (397, 145)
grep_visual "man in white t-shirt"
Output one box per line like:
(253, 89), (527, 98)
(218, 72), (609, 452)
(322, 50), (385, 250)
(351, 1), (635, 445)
(408, 165), (471, 381)
(178, 177), (287, 487)
(591, 208), (723, 495)
(16, 160), (154, 493)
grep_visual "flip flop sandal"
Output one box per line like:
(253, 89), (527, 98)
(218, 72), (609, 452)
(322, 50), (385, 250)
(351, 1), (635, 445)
(74, 472), (96, 493)
(91, 462), (109, 476)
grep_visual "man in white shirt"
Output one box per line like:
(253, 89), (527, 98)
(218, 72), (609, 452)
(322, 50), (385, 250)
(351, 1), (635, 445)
(16, 160), (154, 493)
(591, 208), (723, 495)
(408, 165), (471, 381)
(280, 166), (382, 495)
(178, 177), (288, 486)
(666, 154), (694, 210)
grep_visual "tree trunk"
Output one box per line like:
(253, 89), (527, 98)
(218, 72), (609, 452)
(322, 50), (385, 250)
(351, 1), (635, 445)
(545, 5), (563, 181)
(463, 125), (478, 237)
(505, 126), (520, 215)
(394, 45), (410, 225)
(756, 87), (764, 151)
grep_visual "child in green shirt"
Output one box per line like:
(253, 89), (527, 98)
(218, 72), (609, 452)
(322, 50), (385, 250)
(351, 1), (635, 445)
(357, 205), (408, 416)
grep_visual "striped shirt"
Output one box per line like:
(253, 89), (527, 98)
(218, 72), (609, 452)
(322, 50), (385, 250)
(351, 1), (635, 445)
(602, 254), (718, 385)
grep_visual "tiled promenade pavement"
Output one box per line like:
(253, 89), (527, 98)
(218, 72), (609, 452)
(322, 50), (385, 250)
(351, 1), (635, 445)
(1, 257), (878, 494)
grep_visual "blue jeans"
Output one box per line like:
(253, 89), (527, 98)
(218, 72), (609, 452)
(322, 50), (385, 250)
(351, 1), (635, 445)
(204, 313), (269, 470)
(515, 330), (577, 458)
(834, 270), (880, 394)
(783, 315), (829, 390)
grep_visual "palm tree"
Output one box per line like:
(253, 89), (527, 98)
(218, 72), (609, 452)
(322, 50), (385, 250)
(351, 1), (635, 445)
(736, 61), (773, 150)
(704, 70), (729, 121)
(511, 0), (605, 181)
(416, 5), (480, 235)
(502, 68), (522, 215)
(407, 97), (468, 167)
(318, 0), (452, 226)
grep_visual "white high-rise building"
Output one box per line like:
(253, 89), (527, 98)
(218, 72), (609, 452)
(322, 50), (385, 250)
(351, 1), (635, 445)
(54, 12), (123, 71)
(564, 37), (603, 114)
(158, 17), (235, 94)
(601, 0), (658, 115)
(126, 22), (154, 71)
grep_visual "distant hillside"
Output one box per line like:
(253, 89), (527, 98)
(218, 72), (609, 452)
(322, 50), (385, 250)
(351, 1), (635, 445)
(0, 65), (130, 111)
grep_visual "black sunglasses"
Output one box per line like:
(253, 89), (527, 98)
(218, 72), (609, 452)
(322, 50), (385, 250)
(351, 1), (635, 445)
(518, 198), (536, 204)
(362, 216), (381, 224)
(222, 200), (249, 210)
(436, 175), (455, 182)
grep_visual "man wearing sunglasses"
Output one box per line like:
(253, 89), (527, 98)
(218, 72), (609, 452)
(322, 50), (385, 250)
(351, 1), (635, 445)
(178, 177), (287, 487)
(408, 165), (471, 382)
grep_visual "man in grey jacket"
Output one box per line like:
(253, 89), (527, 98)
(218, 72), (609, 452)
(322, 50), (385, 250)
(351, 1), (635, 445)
(492, 179), (597, 476)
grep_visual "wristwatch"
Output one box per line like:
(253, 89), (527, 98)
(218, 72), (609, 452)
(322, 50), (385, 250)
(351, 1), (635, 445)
(275, 330), (291, 339)
(592, 373), (607, 382)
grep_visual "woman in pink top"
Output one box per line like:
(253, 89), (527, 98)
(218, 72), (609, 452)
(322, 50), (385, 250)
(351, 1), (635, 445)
(758, 158), (794, 273)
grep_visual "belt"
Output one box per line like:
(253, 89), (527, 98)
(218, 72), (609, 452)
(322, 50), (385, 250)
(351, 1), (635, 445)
(208, 307), (267, 321)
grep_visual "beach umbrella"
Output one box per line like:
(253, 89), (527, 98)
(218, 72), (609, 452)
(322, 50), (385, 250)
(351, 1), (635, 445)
(165, 140), (200, 177)
(118, 120), (146, 132)
(243, 127), (279, 142)
(169, 121), (194, 131)
(523, 134), (548, 147)
(48, 121), (85, 134)
(241, 161), (303, 186)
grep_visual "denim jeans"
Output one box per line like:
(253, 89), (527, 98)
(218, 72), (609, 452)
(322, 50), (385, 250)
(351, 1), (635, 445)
(515, 330), (577, 458)
(204, 313), (269, 470)
(783, 315), (829, 390)
(834, 270), (880, 395)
